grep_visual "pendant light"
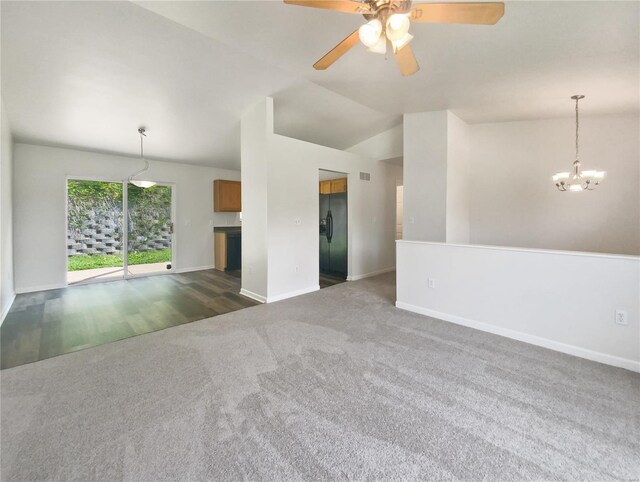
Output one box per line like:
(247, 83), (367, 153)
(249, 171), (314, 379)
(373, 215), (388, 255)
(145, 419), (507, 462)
(128, 127), (156, 189)
(552, 95), (605, 192)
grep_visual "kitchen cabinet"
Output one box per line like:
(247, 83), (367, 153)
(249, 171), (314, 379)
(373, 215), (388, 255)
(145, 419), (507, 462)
(319, 177), (347, 194)
(319, 180), (331, 194)
(331, 178), (347, 193)
(214, 180), (241, 212)
(214, 228), (241, 271)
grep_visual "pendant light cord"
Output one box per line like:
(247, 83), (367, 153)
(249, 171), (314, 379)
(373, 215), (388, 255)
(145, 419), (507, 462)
(129, 128), (149, 182)
(575, 97), (579, 162)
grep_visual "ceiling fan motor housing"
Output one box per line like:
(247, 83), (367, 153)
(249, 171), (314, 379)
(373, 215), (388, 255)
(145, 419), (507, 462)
(364, 0), (412, 20)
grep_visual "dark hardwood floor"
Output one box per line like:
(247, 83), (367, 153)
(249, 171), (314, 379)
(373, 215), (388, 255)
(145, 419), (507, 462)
(1, 269), (258, 369)
(319, 274), (346, 289)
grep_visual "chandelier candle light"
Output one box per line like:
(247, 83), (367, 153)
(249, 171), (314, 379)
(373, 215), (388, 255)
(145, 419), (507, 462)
(552, 95), (605, 192)
(128, 127), (156, 189)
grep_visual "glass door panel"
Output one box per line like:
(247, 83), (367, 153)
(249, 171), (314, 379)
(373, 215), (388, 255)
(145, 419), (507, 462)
(67, 180), (124, 284)
(126, 183), (173, 276)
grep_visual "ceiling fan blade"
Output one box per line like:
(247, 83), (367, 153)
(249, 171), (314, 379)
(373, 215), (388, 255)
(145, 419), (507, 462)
(313, 29), (360, 70)
(410, 2), (504, 24)
(284, 0), (371, 14)
(394, 44), (420, 76)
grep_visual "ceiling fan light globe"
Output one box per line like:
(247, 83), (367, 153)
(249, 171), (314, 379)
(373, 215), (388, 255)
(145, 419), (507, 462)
(391, 32), (413, 52)
(359, 19), (382, 47)
(386, 13), (410, 41)
(367, 35), (387, 54)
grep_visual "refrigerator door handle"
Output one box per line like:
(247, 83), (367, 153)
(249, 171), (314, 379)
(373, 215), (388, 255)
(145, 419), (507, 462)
(326, 210), (333, 243)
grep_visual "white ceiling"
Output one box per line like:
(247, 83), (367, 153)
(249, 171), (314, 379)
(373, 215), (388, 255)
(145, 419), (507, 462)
(2, 1), (638, 169)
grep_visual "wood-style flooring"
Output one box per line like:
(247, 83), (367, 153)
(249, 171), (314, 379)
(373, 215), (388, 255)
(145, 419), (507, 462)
(1, 269), (258, 369)
(319, 274), (346, 289)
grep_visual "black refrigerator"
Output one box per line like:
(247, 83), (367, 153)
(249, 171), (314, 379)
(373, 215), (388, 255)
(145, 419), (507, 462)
(319, 192), (347, 278)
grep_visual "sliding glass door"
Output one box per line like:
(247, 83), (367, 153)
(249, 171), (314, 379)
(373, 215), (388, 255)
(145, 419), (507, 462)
(67, 180), (125, 284)
(67, 179), (174, 284)
(125, 183), (173, 276)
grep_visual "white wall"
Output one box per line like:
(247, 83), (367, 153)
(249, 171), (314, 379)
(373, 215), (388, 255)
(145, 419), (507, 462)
(347, 124), (403, 163)
(240, 100), (270, 299)
(241, 98), (402, 302)
(1, 101), (15, 320)
(13, 143), (240, 293)
(445, 112), (470, 244)
(469, 114), (640, 255)
(403, 111), (448, 242)
(397, 241), (640, 372)
(396, 185), (403, 240)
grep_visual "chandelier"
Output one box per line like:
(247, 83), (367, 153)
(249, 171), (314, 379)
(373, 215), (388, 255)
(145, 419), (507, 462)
(552, 95), (605, 192)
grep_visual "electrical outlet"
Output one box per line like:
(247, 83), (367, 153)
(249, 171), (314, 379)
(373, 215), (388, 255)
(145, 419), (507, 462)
(615, 309), (628, 325)
(294, 266), (299, 273)
(294, 217), (301, 226)
(428, 278), (435, 289)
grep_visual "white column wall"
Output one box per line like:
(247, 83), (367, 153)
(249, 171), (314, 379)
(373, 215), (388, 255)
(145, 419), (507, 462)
(241, 98), (402, 302)
(1, 101), (14, 320)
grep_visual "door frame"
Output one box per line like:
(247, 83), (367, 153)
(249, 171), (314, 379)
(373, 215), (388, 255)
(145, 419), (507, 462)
(318, 169), (350, 281)
(64, 176), (176, 286)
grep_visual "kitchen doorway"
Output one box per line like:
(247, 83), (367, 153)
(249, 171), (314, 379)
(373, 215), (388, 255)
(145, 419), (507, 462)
(319, 169), (348, 289)
(66, 179), (174, 285)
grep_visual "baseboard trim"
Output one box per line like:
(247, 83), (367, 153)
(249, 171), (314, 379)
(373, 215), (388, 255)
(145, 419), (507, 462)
(172, 265), (215, 274)
(0, 292), (16, 325)
(240, 288), (267, 304)
(395, 302), (640, 373)
(347, 267), (395, 281)
(267, 285), (320, 303)
(16, 283), (66, 294)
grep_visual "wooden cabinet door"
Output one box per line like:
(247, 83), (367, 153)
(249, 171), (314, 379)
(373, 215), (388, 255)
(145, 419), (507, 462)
(214, 180), (241, 212)
(331, 178), (347, 193)
(319, 180), (331, 194)
(214, 233), (227, 271)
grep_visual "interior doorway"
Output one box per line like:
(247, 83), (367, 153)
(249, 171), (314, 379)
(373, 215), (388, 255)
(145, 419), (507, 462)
(319, 169), (348, 289)
(66, 179), (174, 285)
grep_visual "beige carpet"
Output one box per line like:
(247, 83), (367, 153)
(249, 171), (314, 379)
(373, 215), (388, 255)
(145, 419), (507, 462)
(1, 272), (638, 480)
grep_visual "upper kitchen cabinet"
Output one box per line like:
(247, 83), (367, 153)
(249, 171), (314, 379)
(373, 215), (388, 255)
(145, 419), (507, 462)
(213, 180), (241, 212)
(319, 178), (347, 194)
(331, 178), (347, 193)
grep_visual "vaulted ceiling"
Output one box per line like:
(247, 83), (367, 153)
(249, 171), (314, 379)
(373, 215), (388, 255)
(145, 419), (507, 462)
(2, 1), (638, 169)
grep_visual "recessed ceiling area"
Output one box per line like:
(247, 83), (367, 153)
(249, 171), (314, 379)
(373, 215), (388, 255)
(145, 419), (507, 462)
(2, 1), (638, 169)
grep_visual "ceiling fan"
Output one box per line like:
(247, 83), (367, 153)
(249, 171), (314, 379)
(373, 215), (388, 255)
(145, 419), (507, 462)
(283, 0), (505, 76)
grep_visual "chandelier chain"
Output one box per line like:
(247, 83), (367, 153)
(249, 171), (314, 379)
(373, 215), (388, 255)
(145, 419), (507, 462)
(575, 97), (579, 162)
